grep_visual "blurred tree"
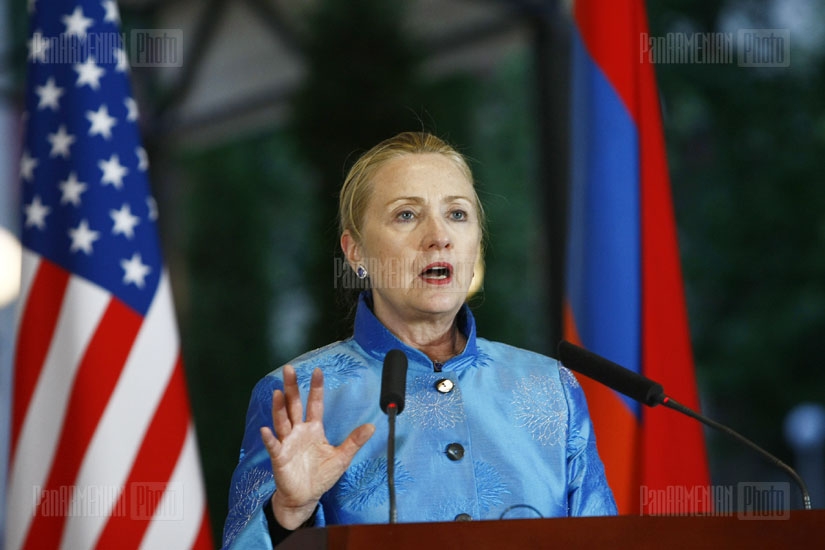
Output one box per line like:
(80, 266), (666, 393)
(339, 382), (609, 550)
(468, 54), (550, 354)
(648, 0), (825, 491)
(288, 0), (426, 346)
(181, 135), (280, 539)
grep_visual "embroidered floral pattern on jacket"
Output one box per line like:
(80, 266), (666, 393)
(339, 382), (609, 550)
(474, 460), (511, 514)
(559, 365), (580, 389)
(511, 374), (568, 446)
(295, 352), (365, 393)
(224, 466), (273, 547)
(404, 375), (466, 430)
(334, 457), (413, 512)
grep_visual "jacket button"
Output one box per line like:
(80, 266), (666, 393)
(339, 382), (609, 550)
(454, 513), (473, 521)
(434, 378), (454, 393)
(445, 443), (465, 461)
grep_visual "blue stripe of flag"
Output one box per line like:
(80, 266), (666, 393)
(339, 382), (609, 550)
(567, 29), (641, 416)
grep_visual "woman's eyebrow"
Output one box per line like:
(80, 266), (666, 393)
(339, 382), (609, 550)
(385, 196), (425, 207)
(385, 195), (472, 207)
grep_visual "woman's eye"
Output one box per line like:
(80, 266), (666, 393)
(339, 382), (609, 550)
(450, 210), (468, 221)
(397, 210), (415, 221)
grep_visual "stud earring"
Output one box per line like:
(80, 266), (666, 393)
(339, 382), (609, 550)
(356, 265), (368, 279)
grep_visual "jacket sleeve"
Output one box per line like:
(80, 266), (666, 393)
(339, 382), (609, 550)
(559, 366), (619, 516)
(221, 374), (280, 549)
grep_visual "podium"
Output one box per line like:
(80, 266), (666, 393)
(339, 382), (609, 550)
(277, 510), (824, 549)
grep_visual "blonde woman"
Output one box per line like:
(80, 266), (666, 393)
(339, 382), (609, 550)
(223, 132), (616, 548)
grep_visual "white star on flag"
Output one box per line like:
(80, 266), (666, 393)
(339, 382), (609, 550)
(20, 149), (39, 181)
(24, 195), (50, 229)
(74, 57), (105, 90)
(99, 154), (128, 188)
(87, 104), (117, 139)
(124, 97), (138, 121)
(68, 219), (101, 254)
(47, 125), (76, 158)
(59, 172), (87, 206)
(61, 6), (94, 37)
(136, 146), (149, 171)
(27, 31), (49, 63)
(146, 196), (159, 220)
(110, 203), (140, 238)
(102, 0), (120, 23)
(35, 77), (64, 110)
(115, 47), (129, 73)
(121, 252), (151, 287)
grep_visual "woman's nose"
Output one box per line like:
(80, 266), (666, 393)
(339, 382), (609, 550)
(423, 216), (451, 249)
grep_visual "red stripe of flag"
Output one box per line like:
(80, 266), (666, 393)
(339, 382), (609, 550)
(573, 0), (642, 122)
(95, 355), (193, 547)
(11, 259), (70, 456)
(569, 0), (710, 513)
(192, 508), (214, 550)
(563, 302), (640, 509)
(637, 0), (709, 502)
(23, 298), (142, 549)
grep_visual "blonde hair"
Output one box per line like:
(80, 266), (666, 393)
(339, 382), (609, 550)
(339, 131), (486, 243)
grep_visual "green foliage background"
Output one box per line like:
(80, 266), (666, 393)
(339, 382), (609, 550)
(649, 2), (825, 484)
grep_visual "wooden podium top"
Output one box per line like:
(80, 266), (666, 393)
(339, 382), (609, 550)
(277, 510), (825, 549)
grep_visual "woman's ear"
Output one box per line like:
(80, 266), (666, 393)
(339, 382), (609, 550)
(340, 230), (362, 271)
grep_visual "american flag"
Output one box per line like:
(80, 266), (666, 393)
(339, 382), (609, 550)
(8, 1), (212, 548)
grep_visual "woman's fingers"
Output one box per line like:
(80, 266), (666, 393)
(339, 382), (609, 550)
(283, 364), (303, 425)
(336, 423), (376, 463)
(260, 426), (282, 457)
(269, 366), (331, 446)
(271, 389), (292, 440)
(305, 369), (325, 423)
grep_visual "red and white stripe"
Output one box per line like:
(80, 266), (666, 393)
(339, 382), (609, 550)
(7, 251), (212, 549)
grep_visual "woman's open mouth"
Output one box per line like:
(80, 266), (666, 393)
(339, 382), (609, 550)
(419, 262), (453, 285)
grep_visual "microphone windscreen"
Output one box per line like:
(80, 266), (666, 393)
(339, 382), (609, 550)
(380, 349), (408, 414)
(558, 340), (665, 407)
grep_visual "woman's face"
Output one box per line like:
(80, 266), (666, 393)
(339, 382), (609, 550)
(342, 153), (482, 326)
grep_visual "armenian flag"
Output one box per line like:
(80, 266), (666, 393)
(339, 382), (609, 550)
(565, 0), (711, 514)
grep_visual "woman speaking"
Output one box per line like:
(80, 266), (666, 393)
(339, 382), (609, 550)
(223, 132), (616, 548)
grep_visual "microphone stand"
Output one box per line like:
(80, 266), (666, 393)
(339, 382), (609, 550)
(387, 403), (399, 524)
(558, 340), (813, 511)
(660, 395), (812, 510)
(380, 348), (407, 524)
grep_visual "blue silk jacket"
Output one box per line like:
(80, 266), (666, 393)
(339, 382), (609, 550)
(223, 293), (616, 548)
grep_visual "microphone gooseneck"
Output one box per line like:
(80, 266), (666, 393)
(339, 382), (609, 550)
(380, 349), (408, 524)
(558, 340), (812, 511)
(661, 396), (812, 511)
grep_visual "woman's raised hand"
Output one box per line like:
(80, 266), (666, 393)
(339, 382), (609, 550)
(260, 365), (376, 529)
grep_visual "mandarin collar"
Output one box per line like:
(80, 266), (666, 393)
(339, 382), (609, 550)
(352, 291), (478, 370)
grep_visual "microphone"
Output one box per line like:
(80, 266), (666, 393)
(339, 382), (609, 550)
(557, 340), (665, 406)
(380, 349), (408, 414)
(557, 340), (812, 510)
(380, 349), (408, 524)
